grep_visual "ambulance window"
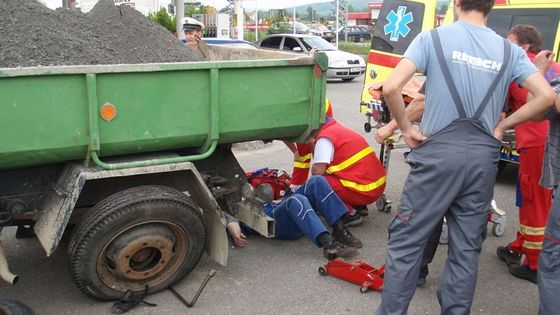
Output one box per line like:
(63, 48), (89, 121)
(372, 1), (425, 55)
(487, 9), (560, 51)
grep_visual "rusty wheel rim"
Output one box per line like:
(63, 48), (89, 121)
(96, 221), (188, 293)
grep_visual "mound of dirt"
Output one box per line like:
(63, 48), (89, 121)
(0, 0), (202, 68)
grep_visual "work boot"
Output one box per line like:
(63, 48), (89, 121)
(341, 212), (363, 227)
(496, 245), (522, 266)
(323, 239), (358, 260)
(509, 264), (538, 284)
(332, 225), (363, 248)
(354, 205), (369, 217)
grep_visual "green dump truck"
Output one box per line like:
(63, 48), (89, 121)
(0, 44), (327, 300)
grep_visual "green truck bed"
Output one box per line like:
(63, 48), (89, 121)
(0, 45), (327, 170)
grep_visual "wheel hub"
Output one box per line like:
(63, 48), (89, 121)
(105, 225), (176, 281)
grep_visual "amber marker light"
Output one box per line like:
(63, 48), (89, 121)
(100, 103), (117, 121)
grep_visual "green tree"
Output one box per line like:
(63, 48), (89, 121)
(348, 4), (355, 12)
(148, 7), (176, 32)
(306, 6), (316, 21)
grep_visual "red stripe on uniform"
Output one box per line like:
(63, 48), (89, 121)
(368, 51), (402, 68)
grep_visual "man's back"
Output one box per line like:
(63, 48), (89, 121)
(405, 20), (535, 136)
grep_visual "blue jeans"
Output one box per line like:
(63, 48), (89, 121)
(269, 176), (347, 246)
(538, 186), (560, 315)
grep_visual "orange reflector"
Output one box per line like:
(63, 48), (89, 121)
(100, 103), (117, 121)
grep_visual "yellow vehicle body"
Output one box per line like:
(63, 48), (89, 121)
(360, 0), (560, 113)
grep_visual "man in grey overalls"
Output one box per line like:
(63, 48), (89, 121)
(375, 0), (556, 314)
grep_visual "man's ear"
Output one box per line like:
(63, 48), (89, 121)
(521, 43), (530, 52)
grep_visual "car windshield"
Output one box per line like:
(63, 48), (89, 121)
(299, 37), (336, 51)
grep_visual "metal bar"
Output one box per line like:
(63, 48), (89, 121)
(86, 73), (100, 153)
(90, 140), (218, 170)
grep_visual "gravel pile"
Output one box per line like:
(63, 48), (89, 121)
(0, 0), (203, 68)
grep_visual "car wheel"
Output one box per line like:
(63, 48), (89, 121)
(358, 36), (365, 43)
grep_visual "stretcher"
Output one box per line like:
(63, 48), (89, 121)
(362, 81), (508, 238)
(362, 79), (423, 213)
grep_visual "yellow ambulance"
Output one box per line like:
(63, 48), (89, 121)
(360, 0), (560, 113)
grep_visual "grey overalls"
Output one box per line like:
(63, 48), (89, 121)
(376, 29), (511, 315)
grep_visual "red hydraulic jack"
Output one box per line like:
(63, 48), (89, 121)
(318, 259), (385, 293)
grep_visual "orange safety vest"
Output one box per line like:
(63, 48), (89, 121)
(290, 98), (334, 185)
(317, 120), (386, 198)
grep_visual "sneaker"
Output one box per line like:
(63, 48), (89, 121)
(416, 276), (427, 287)
(354, 205), (369, 217)
(332, 225), (363, 248)
(341, 213), (364, 227)
(496, 245), (522, 266)
(323, 240), (359, 260)
(509, 264), (538, 284)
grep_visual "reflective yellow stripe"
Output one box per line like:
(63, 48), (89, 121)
(293, 161), (310, 169)
(299, 153), (312, 161)
(327, 147), (373, 174)
(519, 224), (546, 236)
(339, 176), (387, 192)
(523, 240), (543, 250)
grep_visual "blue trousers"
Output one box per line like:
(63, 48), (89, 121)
(268, 176), (347, 246)
(538, 186), (560, 315)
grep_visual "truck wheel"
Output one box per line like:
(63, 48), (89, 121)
(68, 185), (206, 301)
(0, 299), (34, 315)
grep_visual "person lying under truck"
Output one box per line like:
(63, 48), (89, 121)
(224, 176), (363, 259)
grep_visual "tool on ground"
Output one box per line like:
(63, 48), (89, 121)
(169, 269), (216, 308)
(319, 259), (385, 293)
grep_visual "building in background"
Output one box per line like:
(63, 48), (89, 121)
(368, 0), (383, 26)
(347, 12), (371, 26)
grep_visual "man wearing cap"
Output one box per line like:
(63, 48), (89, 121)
(183, 17), (204, 44)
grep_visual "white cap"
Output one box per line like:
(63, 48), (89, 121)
(183, 17), (204, 31)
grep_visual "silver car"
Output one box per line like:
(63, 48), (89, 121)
(254, 34), (366, 81)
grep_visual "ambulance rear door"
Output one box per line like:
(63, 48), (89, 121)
(360, 0), (439, 114)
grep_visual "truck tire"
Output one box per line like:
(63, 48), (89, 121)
(0, 300), (34, 315)
(68, 185), (207, 301)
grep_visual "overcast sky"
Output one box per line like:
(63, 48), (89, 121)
(42, 0), (331, 10)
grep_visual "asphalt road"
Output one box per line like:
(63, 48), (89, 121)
(0, 76), (536, 314)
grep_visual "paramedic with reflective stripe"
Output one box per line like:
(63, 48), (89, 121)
(288, 99), (334, 190)
(311, 119), (386, 211)
(376, 0), (555, 314)
(497, 25), (558, 283)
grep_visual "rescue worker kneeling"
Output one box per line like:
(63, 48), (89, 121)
(226, 176), (363, 259)
(310, 117), (387, 225)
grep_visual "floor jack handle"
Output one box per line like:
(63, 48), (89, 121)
(169, 269), (216, 308)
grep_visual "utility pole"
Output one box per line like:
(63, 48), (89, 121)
(332, 0), (348, 48)
(226, 0), (243, 40)
(176, 0), (186, 42)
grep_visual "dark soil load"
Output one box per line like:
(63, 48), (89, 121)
(0, 0), (203, 68)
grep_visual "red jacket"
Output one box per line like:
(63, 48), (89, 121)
(317, 120), (386, 198)
(508, 52), (550, 149)
(290, 98), (334, 185)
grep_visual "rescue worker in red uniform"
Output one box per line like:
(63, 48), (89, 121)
(286, 99), (334, 190)
(497, 25), (559, 284)
(310, 118), (387, 224)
